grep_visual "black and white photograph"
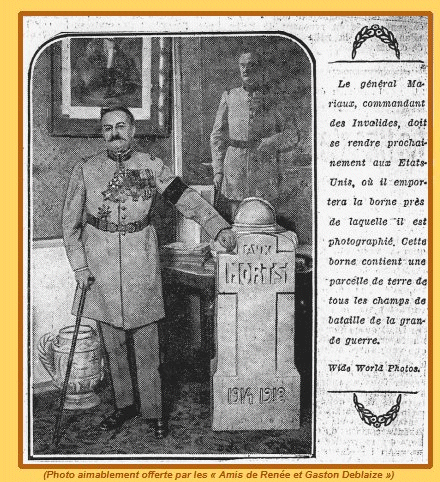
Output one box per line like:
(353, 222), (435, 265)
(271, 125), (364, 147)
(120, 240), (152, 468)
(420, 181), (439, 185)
(29, 31), (314, 460)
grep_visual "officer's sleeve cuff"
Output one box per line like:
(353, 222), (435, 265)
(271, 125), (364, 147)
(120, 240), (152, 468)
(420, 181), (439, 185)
(65, 246), (88, 272)
(204, 215), (231, 240)
(74, 266), (90, 273)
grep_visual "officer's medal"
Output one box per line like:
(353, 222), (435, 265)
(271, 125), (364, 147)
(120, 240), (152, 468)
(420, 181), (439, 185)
(102, 167), (155, 203)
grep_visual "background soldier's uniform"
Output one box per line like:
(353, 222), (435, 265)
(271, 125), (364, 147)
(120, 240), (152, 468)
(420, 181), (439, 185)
(63, 150), (229, 418)
(210, 85), (298, 220)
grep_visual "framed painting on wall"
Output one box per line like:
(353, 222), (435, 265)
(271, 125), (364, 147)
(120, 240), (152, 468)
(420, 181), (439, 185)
(50, 35), (171, 137)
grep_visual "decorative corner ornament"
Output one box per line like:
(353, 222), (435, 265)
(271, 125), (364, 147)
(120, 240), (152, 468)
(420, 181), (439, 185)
(353, 393), (402, 428)
(352, 25), (400, 60)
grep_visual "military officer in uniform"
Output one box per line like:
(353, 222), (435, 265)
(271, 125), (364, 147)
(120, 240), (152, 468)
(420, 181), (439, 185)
(63, 105), (235, 437)
(210, 50), (298, 223)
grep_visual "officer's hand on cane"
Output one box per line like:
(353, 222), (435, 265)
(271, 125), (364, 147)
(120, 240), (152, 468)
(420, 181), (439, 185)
(213, 173), (223, 191)
(216, 229), (237, 252)
(75, 268), (95, 289)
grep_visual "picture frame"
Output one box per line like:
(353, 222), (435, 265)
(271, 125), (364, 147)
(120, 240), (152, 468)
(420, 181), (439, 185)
(50, 35), (171, 137)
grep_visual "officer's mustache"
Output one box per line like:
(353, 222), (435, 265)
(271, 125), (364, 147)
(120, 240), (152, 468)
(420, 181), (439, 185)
(109, 134), (127, 142)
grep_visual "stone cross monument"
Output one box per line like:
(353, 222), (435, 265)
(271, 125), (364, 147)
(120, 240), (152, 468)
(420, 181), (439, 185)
(212, 198), (300, 431)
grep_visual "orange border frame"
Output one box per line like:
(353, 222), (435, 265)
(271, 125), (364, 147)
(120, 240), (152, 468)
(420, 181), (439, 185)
(18, 10), (433, 469)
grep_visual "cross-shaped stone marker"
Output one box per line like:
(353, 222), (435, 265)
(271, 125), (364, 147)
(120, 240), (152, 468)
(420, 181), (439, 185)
(212, 231), (300, 430)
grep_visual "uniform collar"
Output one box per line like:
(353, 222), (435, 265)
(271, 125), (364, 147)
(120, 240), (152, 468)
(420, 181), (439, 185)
(107, 148), (133, 163)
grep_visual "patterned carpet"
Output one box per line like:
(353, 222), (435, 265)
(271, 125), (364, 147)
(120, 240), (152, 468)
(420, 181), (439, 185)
(32, 375), (312, 457)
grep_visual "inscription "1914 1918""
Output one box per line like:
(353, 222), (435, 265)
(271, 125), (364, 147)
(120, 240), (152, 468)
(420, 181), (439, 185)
(227, 387), (287, 404)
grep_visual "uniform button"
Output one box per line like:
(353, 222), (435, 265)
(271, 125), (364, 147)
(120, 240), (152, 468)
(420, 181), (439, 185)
(121, 215), (126, 220)
(121, 206), (127, 210)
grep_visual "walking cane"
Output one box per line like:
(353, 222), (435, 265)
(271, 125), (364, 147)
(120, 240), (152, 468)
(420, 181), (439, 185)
(214, 185), (220, 213)
(52, 277), (94, 447)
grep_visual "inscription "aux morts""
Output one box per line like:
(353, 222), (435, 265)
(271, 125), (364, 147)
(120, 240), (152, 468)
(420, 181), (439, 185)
(227, 387), (287, 404)
(242, 243), (273, 255)
(225, 262), (289, 285)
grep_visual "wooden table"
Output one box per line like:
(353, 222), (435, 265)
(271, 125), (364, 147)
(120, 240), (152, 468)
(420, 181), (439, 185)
(161, 264), (216, 380)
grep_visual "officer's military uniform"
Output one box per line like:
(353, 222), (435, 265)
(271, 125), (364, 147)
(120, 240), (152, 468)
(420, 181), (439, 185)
(63, 149), (229, 417)
(210, 85), (298, 204)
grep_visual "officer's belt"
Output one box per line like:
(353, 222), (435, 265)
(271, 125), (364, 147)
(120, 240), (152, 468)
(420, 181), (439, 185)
(228, 138), (260, 149)
(228, 138), (294, 153)
(86, 213), (151, 234)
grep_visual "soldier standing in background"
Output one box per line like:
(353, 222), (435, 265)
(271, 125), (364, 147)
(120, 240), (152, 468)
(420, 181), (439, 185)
(210, 50), (299, 223)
